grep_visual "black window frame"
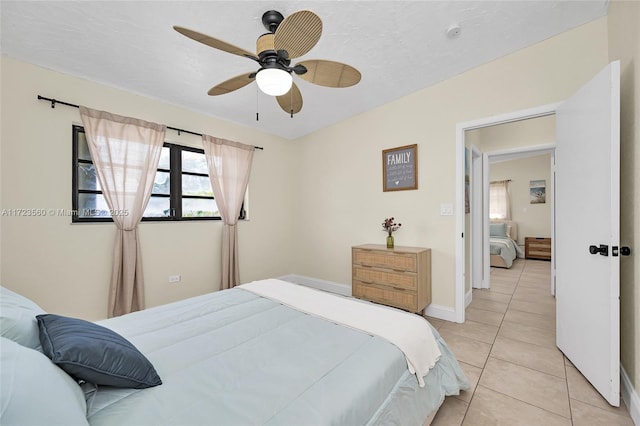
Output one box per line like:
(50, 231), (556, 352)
(72, 125), (244, 223)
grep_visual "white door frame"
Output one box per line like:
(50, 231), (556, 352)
(455, 103), (559, 322)
(470, 146), (484, 289)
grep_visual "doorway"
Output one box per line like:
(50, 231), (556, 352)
(455, 61), (621, 406)
(455, 103), (559, 323)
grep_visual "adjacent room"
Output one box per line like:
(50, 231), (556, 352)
(1, 1), (638, 425)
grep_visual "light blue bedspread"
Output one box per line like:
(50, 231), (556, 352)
(88, 286), (468, 425)
(490, 236), (519, 268)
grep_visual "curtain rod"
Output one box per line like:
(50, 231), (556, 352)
(37, 95), (264, 150)
(490, 179), (512, 183)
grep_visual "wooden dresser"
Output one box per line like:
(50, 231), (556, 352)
(352, 244), (431, 313)
(525, 237), (552, 260)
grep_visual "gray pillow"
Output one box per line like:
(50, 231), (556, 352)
(0, 286), (46, 351)
(36, 314), (162, 389)
(0, 336), (89, 425)
(489, 222), (507, 237)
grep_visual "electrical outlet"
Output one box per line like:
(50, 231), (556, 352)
(168, 275), (181, 283)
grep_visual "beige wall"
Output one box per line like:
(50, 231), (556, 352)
(490, 155), (552, 247)
(290, 18), (609, 310)
(0, 56), (296, 320)
(608, 0), (640, 399)
(471, 115), (556, 153)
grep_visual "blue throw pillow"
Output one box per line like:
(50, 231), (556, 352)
(36, 314), (162, 389)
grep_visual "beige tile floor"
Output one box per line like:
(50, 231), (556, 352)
(427, 259), (634, 425)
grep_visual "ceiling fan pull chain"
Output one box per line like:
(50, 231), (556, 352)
(256, 86), (259, 121)
(290, 90), (293, 118)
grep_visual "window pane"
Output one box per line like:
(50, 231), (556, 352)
(182, 150), (208, 174)
(182, 174), (213, 196)
(77, 163), (100, 191)
(143, 196), (171, 218)
(77, 132), (92, 161)
(182, 198), (219, 218)
(152, 171), (170, 195)
(158, 146), (170, 170)
(77, 193), (110, 218)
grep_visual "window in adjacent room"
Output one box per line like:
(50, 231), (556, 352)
(489, 180), (511, 220)
(72, 125), (246, 222)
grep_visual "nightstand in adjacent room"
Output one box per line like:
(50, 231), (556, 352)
(525, 237), (552, 260)
(352, 244), (431, 313)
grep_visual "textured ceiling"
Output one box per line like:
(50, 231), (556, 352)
(1, 1), (609, 140)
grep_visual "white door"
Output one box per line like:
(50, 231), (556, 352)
(555, 61), (620, 406)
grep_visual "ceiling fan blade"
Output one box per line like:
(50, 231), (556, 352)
(208, 73), (256, 96)
(296, 60), (361, 88)
(276, 82), (303, 115)
(274, 10), (322, 59)
(174, 26), (258, 61)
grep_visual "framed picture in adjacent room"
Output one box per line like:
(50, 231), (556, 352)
(530, 179), (546, 204)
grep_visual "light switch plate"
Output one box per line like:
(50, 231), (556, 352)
(440, 203), (454, 216)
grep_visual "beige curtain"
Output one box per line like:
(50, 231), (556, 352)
(79, 107), (165, 317)
(489, 180), (511, 220)
(202, 135), (255, 289)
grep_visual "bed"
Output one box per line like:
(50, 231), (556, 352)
(489, 220), (522, 268)
(1, 279), (469, 426)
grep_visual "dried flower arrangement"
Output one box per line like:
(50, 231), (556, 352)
(382, 217), (402, 236)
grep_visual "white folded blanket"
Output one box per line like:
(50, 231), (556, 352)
(239, 279), (441, 387)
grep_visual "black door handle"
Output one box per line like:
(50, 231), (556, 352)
(589, 244), (609, 256)
(621, 246), (631, 256)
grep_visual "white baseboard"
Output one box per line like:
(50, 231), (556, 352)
(621, 365), (640, 425)
(465, 289), (473, 308)
(277, 274), (351, 296)
(423, 304), (457, 322)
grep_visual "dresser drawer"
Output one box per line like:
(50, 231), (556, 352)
(525, 237), (552, 260)
(353, 266), (417, 291)
(353, 281), (417, 312)
(352, 248), (417, 272)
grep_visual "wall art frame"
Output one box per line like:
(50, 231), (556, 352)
(382, 144), (418, 192)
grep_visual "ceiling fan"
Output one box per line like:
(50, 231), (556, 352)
(174, 9), (361, 116)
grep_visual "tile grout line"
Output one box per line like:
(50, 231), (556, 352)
(459, 260), (525, 423)
(484, 259), (574, 421)
(458, 259), (573, 424)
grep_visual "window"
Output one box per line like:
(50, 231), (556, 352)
(72, 125), (244, 222)
(489, 180), (511, 220)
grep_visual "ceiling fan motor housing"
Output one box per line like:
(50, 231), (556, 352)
(256, 33), (276, 56)
(257, 33), (292, 73)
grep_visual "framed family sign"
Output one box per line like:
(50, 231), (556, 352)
(382, 144), (418, 192)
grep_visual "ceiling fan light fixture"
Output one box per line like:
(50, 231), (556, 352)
(256, 68), (292, 96)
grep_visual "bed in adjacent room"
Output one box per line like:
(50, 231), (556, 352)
(489, 220), (522, 268)
(1, 279), (468, 426)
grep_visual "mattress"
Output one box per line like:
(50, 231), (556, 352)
(489, 236), (519, 268)
(87, 280), (468, 425)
